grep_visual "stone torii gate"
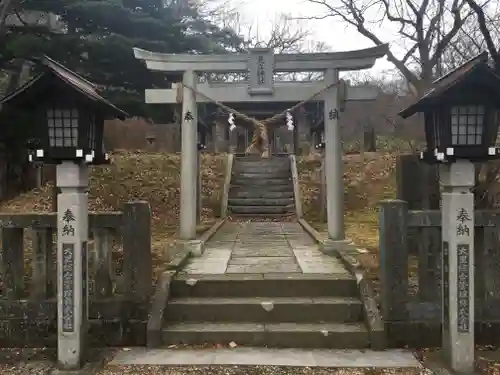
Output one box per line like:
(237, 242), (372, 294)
(133, 45), (388, 242)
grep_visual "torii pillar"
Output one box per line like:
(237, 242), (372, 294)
(180, 69), (198, 239)
(324, 68), (344, 240)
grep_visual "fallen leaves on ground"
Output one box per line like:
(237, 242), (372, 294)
(298, 151), (397, 282)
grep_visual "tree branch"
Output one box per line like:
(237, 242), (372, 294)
(306, 0), (421, 89)
(465, 0), (500, 68)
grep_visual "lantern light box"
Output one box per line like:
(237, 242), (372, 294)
(0, 55), (128, 164)
(399, 51), (500, 164)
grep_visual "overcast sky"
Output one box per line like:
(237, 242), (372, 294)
(216, 0), (404, 75)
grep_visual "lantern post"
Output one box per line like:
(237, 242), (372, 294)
(399, 52), (500, 373)
(0, 56), (129, 370)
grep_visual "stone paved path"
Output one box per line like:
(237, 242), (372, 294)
(182, 222), (349, 275)
(109, 347), (421, 367)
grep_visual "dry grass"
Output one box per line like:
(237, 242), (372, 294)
(0, 151), (227, 280)
(297, 151), (397, 282)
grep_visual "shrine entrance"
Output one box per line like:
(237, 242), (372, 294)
(133, 45), (388, 241)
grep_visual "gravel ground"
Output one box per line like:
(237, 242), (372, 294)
(95, 366), (432, 375)
(0, 362), (54, 375)
(0, 348), (55, 375)
(0, 349), (431, 375)
(3, 348), (500, 375)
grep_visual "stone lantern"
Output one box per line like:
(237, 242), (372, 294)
(399, 51), (500, 374)
(0, 55), (127, 370)
(400, 52), (500, 164)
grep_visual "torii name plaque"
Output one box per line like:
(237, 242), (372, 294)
(247, 48), (274, 95)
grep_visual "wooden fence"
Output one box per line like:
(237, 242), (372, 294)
(0, 201), (152, 347)
(379, 199), (500, 347)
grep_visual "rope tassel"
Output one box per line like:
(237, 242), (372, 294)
(228, 113), (235, 131)
(285, 111), (294, 131)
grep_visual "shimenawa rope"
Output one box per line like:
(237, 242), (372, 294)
(178, 80), (340, 157)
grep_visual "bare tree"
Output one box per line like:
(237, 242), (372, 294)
(0, 0), (16, 37)
(458, 0), (500, 208)
(465, 0), (500, 69)
(209, 6), (311, 53)
(203, 5), (328, 82)
(304, 0), (472, 95)
(437, 2), (499, 71)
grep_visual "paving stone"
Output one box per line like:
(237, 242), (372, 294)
(184, 221), (351, 277)
(231, 247), (293, 257)
(293, 249), (349, 274)
(183, 263), (228, 274)
(291, 245), (317, 251)
(310, 349), (421, 367)
(225, 263), (300, 273)
(183, 250), (232, 274)
(228, 257), (296, 266)
(205, 241), (235, 247)
(202, 249), (234, 258)
(109, 347), (420, 367)
(110, 347), (421, 367)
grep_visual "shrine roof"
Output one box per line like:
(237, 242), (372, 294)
(0, 55), (128, 119)
(399, 51), (500, 118)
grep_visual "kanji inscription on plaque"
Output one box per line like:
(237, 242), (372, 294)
(456, 208), (471, 236)
(328, 108), (339, 120)
(457, 243), (470, 333)
(62, 209), (75, 236)
(442, 241), (449, 326)
(62, 243), (74, 332)
(82, 241), (88, 321)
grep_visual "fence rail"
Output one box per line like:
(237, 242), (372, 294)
(379, 199), (500, 347)
(0, 201), (152, 347)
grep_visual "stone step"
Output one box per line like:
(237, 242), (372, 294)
(234, 165), (291, 173)
(230, 185), (294, 193)
(231, 177), (292, 186)
(171, 274), (357, 298)
(235, 161), (290, 168)
(228, 213), (296, 219)
(165, 297), (363, 323)
(228, 198), (294, 206)
(229, 191), (294, 199)
(228, 205), (295, 215)
(234, 156), (290, 164)
(162, 322), (369, 348)
(235, 154), (290, 159)
(232, 171), (292, 178)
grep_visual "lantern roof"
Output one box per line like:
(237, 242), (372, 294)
(399, 51), (500, 118)
(0, 55), (128, 119)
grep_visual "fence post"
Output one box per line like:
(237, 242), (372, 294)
(396, 154), (440, 210)
(379, 200), (409, 322)
(1, 227), (25, 298)
(30, 228), (54, 299)
(123, 201), (152, 299)
(363, 127), (376, 152)
(92, 228), (114, 297)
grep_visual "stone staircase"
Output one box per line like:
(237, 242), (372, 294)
(163, 274), (369, 348)
(228, 155), (295, 217)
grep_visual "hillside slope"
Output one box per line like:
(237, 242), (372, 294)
(297, 152), (397, 281)
(0, 151), (227, 275)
